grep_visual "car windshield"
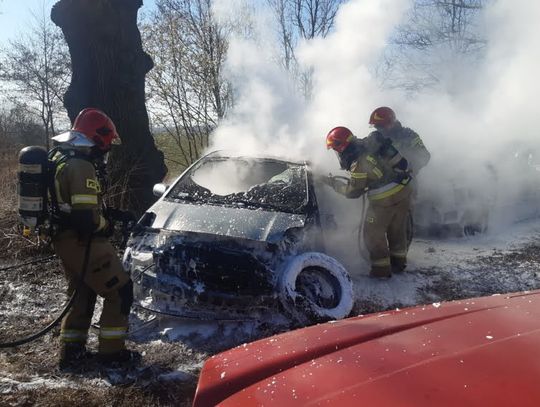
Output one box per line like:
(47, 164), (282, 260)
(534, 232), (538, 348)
(166, 156), (309, 213)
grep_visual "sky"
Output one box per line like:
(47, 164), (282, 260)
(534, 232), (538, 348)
(0, 0), (156, 45)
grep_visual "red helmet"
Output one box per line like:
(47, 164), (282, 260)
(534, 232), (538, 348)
(326, 126), (354, 153)
(72, 108), (119, 151)
(369, 106), (396, 128)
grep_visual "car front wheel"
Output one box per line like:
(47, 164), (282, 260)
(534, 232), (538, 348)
(278, 252), (353, 325)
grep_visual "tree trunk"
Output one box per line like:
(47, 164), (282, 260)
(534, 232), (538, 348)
(51, 0), (167, 213)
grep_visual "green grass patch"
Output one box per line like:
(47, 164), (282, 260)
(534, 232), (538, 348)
(153, 132), (209, 182)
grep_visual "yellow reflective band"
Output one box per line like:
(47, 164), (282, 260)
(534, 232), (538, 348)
(55, 163), (67, 204)
(61, 338), (87, 343)
(372, 167), (383, 178)
(71, 194), (98, 205)
(390, 250), (407, 258)
(369, 184), (405, 201)
(351, 172), (368, 179)
(366, 155), (377, 165)
(372, 258), (391, 266)
(60, 329), (87, 343)
(99, 327), (128, 340)
(56, 162), (66, 175)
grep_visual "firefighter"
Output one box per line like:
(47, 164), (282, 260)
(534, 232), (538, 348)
(325, 126), (412, 278)
(368, 106), (430, 177)
(50, 108), (137, 368)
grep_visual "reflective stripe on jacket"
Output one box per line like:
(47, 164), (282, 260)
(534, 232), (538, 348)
(52, 151), (107, 232)
(337, 152), (411, 203)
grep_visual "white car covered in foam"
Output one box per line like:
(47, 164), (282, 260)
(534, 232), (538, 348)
(124, 151), (353, 325)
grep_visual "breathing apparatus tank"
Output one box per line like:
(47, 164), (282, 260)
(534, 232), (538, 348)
(17, 146), (50, 233)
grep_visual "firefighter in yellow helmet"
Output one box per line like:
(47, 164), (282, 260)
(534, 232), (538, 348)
(50, 108), (138, 368)
(325, 126), (412, 278)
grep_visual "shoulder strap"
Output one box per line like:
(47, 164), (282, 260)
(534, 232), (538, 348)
(46, 148), (93, 216)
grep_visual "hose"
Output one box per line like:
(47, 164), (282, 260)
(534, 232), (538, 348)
(357, 193), (369, 260)
(0, 255), (57, 273)
(0, 235), (93, 348)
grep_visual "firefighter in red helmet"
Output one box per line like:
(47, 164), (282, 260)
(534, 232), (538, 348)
(369, 107), (430, 176)
(325, 126), (412, 278)
(50, 108), (138, 368)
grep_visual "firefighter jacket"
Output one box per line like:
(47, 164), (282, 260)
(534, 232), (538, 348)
(383, 121), (430, 175)
(335, 144), (412, 206)
(51, 149), (108, 234)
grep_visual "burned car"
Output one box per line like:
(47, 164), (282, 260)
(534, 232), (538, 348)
(123, 151), (353, 324)
(413, 182), (491, 238)
(413, 148), (540, 238)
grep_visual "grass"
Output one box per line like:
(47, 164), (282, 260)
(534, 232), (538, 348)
(153, 133), (208, 182)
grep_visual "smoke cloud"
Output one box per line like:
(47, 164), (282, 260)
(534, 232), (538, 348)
(209, 0), (540, 265)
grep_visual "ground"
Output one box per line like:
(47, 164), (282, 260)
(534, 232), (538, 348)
(2, 212), (540, 406)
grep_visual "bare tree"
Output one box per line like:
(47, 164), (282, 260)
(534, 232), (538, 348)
(0, 104), (45, 148)
(268, 0), (345, 98)
(51, 0), (167, 213)
(0, 5), (70, 149)
(381, 0), (487, 91)
(144, 0), (232, 169)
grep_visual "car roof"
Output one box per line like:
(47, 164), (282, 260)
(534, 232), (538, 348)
(193, 289), (540, 406)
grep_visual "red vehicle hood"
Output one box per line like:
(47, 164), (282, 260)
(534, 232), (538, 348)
(193, 290), (540, 406)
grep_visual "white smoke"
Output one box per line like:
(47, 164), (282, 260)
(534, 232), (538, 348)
(211, 0), (409, 166)
(209, 0), (540, 250)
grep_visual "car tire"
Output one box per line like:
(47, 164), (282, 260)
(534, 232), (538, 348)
(463, 209), (489, 237)
(278, 252), (353, 325)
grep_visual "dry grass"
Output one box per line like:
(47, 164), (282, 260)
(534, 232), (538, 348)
(0, 383), (196, 407)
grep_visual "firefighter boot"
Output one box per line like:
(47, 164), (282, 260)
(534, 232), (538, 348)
(391, 256), (407, 274)
(59, 343), (93, 370)
(97, 349), (142, 366)
(369, 265), (392, 279)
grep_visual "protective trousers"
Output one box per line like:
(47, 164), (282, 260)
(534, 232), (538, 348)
(363, 193), (412, 278)
(53, 231), (132, 355)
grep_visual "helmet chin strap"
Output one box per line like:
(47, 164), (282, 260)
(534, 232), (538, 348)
(338, 139), (365, 170)
(88, 146), (110, 163)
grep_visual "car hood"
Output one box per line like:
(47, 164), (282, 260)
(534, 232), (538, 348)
(194, 290), (540, 406)
(147, 199), (306, 243)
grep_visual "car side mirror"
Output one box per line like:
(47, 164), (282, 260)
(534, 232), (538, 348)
(153, 183), (168, 198)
